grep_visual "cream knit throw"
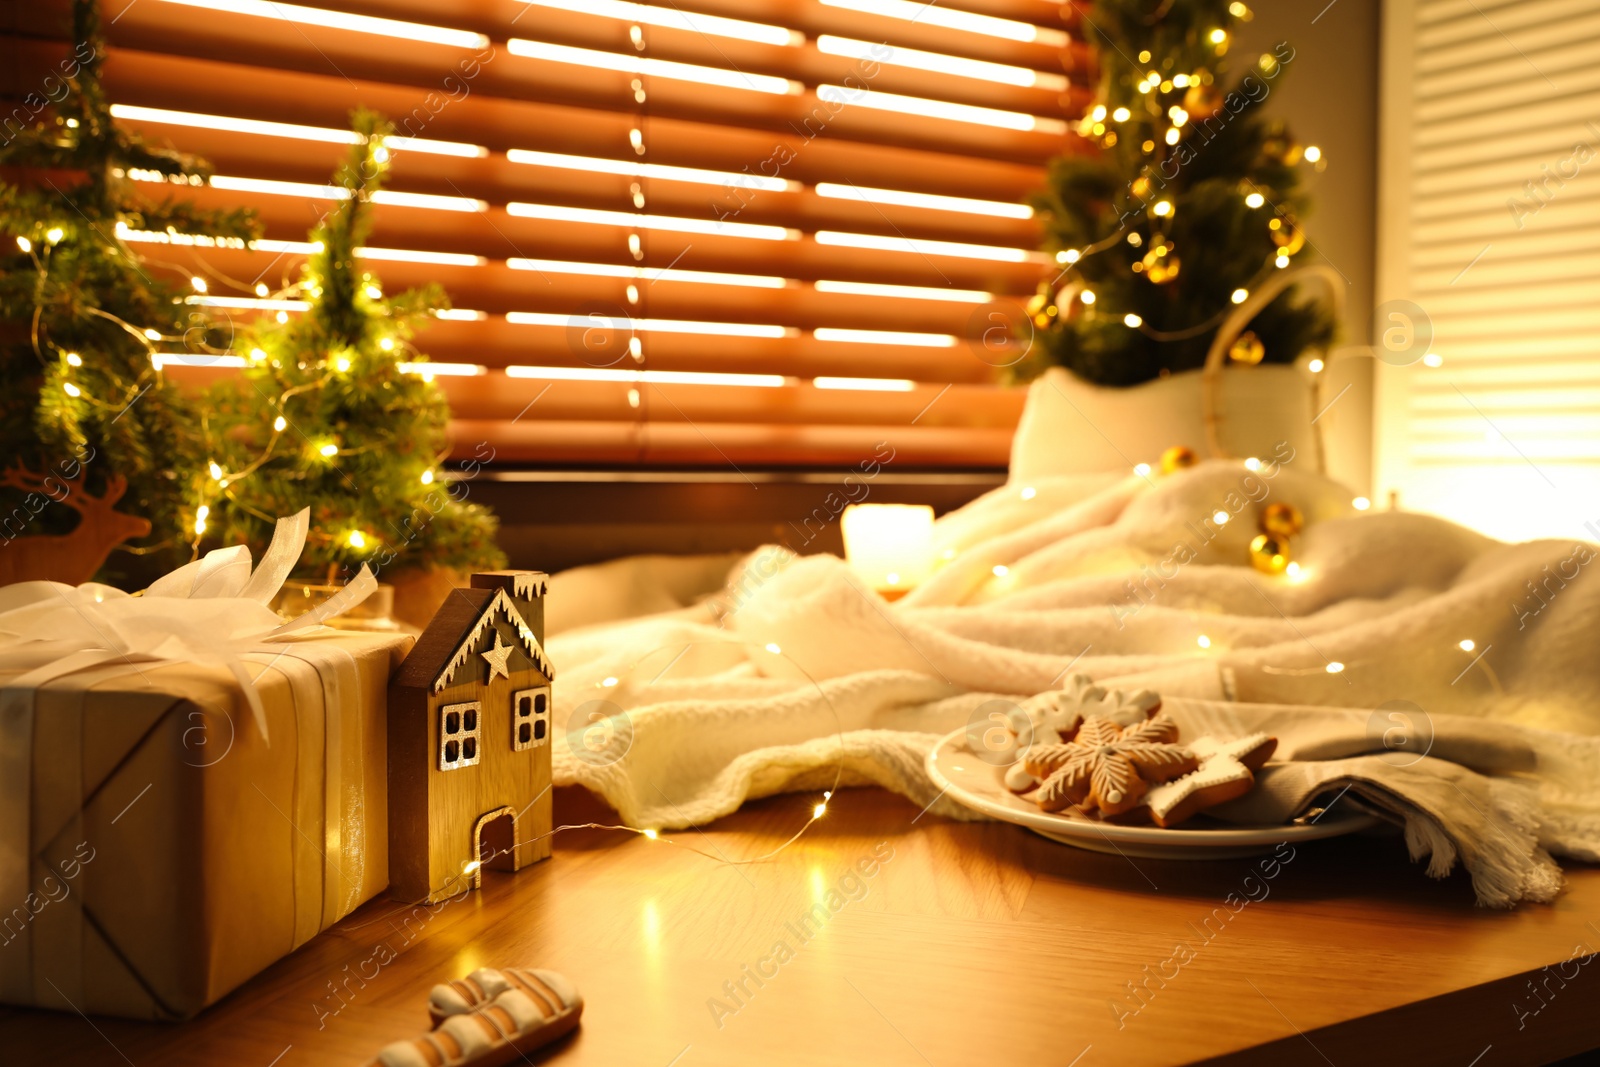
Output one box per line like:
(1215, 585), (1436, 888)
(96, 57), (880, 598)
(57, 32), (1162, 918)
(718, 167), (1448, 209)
(546, 461), (1600, 906)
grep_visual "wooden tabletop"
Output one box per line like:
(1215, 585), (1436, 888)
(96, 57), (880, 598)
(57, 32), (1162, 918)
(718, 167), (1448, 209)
(4, 786), (1599, 1066)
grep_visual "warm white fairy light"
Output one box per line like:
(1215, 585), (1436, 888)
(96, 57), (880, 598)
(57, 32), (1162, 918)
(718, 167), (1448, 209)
(1124, 313), (1142, 327)
(347, 530), (367, 549)
(420, 470), (435, 485)
(1352, 496), (1371, 510)
(1134, 462), (1151, 477)
(319, 442), (339, 457)
(208, 461), (224, 480)
(643, 828), (658, 839)
(1212, 510), (1230, 525)
(992, 564), (1009, 577)
(812, 802), (828, 819)
(1111, 106), (1131, 122)
(1286, 561), (1303, 580)
(1153, 200), (1173, 217)
(1020, 486), (1037, 500)
(1459, 639), (1475, 652)
(63, 382), (82, 397)
(193, 505), (209, 535)
(16, 236), (31, 252)
(1165, 128), (1181, 145)
(65, 352), (81, 367)
(765, 643), (782, 654)
(1276, 254), (1291, 268)
(1210, 28), (1228, 44)
(1080, 290), (1096, 305)
(143, 328), (161, 340)
(1197, 635), (1212, 649)
(1326, 661), (1345, 674)
(1056, 249), (1081, 264)
(1231, 288), (1249, 304)
(602, 676), (619, 687)
(46, 227), (64, 243)
(1422, 353), (1443, 367)
(334, 357), (351, 372)
(1308, 358), (1324, 373)
(273, 415), (287, 432)
(1304, 146), (1323, 163)
(379, 337), (395, 351)
(1245, 192), (1265, 208)
(1244, 457), (1261, 471)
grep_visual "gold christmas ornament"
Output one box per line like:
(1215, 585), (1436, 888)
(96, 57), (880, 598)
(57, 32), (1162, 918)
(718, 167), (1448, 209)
(1159, 445), (1198, 474)
(1269, 215), (1306, 256)
(1249, 533), (1291, 575)
(1260, 502), (1303, 538)
(1228, 330), (1265, 365)
(1141, 241), (1181, 284)
(1183, 83), (1225, 122)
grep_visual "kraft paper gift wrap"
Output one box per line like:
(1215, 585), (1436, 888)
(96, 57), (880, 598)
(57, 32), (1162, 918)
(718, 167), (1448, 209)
(0, 511), (413, 1019)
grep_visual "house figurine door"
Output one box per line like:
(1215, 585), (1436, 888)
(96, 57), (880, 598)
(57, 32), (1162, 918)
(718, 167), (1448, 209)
(387, 571), (555, 903)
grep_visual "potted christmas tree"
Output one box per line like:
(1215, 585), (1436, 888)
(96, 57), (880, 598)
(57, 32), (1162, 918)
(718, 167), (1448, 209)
(198, 111), (504, 627)
(0, 0), (256, 586)
(1011, 0), (1338, 478)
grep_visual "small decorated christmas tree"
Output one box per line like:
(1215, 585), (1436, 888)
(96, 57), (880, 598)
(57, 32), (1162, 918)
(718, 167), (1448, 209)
(1021, 0), (1335, 386)
(0, 0), (255, 584)
(200, 110), (504, 586)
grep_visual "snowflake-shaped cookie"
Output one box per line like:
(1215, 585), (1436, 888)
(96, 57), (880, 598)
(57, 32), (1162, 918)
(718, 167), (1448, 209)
(1141, 733), (1277, 827)
(1022, 715), (1198, 817)
(1000, 677), (1165, 793)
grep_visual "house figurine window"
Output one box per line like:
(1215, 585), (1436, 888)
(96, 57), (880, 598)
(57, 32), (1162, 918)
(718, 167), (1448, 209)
(513, 686), (551, 752)
(439, 701), (482, 770)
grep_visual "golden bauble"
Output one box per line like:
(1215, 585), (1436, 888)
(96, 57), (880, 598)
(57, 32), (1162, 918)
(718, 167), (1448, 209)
(1183, 83), (1225, 121)
(1269, 215), (1306, 255)
(1249, 533), (1291, 575)
(1141, 241), (1181, 284)
(1260, 502), (1303, 538)
(1228, 330), (1265, 365)
(1159, 445), (1198, 474)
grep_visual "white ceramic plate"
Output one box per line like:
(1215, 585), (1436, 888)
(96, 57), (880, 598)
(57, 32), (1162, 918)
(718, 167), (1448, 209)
(925, 728), (1379, 860)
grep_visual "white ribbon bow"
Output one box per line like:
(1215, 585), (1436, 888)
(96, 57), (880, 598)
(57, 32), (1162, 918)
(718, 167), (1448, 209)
(0, 509), (377, 740)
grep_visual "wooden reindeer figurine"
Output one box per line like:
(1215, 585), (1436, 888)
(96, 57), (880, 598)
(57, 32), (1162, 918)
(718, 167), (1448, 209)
(0, 462), (152, 586)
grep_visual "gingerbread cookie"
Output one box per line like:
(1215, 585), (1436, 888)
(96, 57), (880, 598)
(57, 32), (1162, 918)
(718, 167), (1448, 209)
(1022, 714), (1198, 817)
(1141, 733), (1276, 827)
(992, 676), (1163, 793)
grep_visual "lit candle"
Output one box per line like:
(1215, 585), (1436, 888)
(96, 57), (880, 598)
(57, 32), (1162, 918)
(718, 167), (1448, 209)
(841, 503), (935, 599)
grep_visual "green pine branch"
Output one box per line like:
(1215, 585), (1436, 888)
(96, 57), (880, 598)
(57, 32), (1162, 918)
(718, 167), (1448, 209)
(1018, 0), (1336, 386)
(202, 109), (504, 584)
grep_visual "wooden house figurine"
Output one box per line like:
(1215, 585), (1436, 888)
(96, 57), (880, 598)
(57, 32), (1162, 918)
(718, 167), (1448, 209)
(388, 571), (555, 904)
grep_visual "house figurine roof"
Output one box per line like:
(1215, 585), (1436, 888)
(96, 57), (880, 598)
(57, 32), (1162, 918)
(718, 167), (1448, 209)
(394, 575), (553, 694)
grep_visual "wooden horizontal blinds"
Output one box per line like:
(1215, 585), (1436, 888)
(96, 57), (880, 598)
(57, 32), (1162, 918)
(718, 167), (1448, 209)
(27, 0), (1089, 467)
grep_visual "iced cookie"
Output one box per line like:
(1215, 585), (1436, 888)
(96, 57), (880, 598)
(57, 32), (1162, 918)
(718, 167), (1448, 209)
(1142, 733), (1277, 827)
(1023, 714), (1197, 817)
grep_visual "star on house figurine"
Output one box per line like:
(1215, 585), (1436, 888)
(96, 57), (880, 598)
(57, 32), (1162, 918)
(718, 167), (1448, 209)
(388, 572), (555, 903)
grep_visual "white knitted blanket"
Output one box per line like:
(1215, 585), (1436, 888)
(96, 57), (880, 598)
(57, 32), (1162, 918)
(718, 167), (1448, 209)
(546, 460), (1600, 906)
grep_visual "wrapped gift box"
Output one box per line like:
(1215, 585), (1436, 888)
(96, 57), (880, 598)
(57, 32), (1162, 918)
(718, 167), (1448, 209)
(0, 628), (411, 1019)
